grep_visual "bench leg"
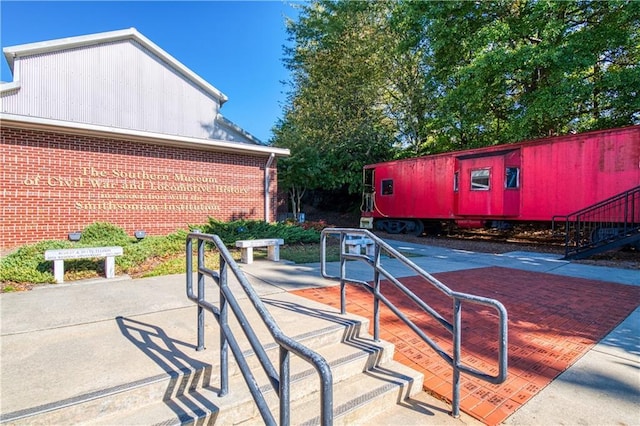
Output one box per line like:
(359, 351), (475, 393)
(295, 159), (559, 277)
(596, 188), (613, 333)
(267, 245), (280, 261)
(365, 243), (375, 257)
(346, 244), (360, 255)
(241, 247), (254, 264)
(105, 256), (115, 278)
(53, 259), (64, 284)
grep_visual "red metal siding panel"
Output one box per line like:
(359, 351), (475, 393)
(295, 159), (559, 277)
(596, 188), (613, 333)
(371, 156), (455, 219)
(520, 128), (639, 220)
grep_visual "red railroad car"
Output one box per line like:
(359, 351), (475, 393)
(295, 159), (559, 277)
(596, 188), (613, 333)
(360, 126), (640, 235)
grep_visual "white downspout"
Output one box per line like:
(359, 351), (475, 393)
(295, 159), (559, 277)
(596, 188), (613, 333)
(264, 153), (275, 222)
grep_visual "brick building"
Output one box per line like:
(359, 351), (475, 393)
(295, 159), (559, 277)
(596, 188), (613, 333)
(0, 28), (289, 250)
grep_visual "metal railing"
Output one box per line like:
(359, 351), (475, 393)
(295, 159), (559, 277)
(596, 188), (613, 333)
(320, 228), (508, 418)
(552, 186), (640, 259)
(186, 232), (333, 426)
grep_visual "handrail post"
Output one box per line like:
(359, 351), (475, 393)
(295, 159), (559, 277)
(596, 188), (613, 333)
(564, 217), (570, 258)
(373, 245), (381, 342)
(320, 365), (333, 426)
(624, 191), (629, 234)
(279, 347), (290, 426)
(575, 216), (581, 254)
(219, 254), (229, 397)
(197, 237), (206, 351)
(186, 236), (194, 297)
(340, 234), (348, 315)
(451, 298), (462, 418)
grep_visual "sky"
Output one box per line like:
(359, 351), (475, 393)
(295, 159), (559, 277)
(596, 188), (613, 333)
(0, 1), (301, 143)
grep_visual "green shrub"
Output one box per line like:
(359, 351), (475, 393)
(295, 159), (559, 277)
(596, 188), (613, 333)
(1, 220), (330, 288)
(201, 219), (321, 246)
(81, 222), (131, 245)
(0, 240), (69, 284)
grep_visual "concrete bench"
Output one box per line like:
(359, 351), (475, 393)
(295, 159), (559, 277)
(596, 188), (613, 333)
(345, 234), (375, 256)
(235, 238), (284, 264)
(44, 246), (123, 283)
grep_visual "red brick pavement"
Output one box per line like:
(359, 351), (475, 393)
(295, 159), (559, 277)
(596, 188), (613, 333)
(292, 266), (640, 425)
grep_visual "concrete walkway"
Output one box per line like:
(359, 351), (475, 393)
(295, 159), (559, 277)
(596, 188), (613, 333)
(1, 239), (638, 425)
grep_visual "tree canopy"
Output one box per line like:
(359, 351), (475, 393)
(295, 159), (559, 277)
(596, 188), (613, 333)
(272, 0), (639, 210)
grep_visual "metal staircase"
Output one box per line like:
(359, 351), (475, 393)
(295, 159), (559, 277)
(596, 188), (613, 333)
(553, 186), (640, 259)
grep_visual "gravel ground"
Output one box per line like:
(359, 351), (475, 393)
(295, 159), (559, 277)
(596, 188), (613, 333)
(308, 210), (640, 271)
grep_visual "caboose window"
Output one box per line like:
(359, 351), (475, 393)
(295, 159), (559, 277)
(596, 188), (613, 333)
(381, 179), (394, 195)
(505, 167), (520, 189)
(453, 171), (459, 192)
(471, 169), (490, 190)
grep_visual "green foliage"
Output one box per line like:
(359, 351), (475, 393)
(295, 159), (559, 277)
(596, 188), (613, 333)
(0, 221), (328, 288)
(0, 224), (189, 286)
(0, 240), (68, 284)
(81, 222), (131, 245)
(274, 0), (398, 200)
(201, 219), (321, 246)
(274, 0), (639, 180)
(396, 0), (640, 147)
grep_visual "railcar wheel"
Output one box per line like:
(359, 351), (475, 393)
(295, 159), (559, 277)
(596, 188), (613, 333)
(411, 219), (425, 236)
(375, 219), (424, 235)
(375, 219), (406, 234)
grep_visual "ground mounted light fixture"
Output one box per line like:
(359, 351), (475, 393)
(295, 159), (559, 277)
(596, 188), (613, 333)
(134, 230), (146, 240)
(68, 232), (82, 242)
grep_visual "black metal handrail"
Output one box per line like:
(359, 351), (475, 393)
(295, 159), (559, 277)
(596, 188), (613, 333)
(320, 228), (508, 418)
(552, 185), (640, 258)
(186, 232), (333, 426)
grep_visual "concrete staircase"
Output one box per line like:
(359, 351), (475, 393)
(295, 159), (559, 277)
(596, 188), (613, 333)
(1, 292), (423, 425)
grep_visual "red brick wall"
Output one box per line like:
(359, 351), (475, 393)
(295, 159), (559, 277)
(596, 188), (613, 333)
(1, 126), (278, 250)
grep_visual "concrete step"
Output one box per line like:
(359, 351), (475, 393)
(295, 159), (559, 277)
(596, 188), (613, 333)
(85, 357), (422, 426)
(0, 295), (337, 423)
(290, 361), (424, 425)
(82, 332), (409, 425)
(2, 289), (425, 425)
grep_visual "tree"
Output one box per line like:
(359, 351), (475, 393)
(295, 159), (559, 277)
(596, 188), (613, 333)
(407, 0), (640, 145)
(273, 0), (639, 213)
(273, 0), (397, 214)
(271, 111), (325, 219)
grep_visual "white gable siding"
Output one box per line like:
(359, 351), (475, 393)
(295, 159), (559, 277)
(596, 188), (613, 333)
(211, 124), (249, 143)
(1, 39), (240, 142)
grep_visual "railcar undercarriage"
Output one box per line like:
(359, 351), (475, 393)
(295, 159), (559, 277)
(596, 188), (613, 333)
(373, 218), (424, 236)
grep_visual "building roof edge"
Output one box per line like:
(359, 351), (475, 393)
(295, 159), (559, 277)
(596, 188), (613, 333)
(0, 113), (290, 157)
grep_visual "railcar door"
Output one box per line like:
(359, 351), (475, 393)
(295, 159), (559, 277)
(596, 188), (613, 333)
(455, 149), (521, 219)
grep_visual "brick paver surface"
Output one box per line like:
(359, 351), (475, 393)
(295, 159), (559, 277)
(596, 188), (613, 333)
(293, 266), (640, 425)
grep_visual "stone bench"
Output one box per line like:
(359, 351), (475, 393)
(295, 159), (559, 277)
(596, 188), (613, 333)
(235, 238), (284, 264)
(345, 234), (375, 256)
(44, 246), (123, 283)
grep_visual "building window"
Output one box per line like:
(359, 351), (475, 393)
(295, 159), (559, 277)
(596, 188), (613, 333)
(505, 167), (520, 189)
(471, 169), (490, 190)
(381, 179), (394, 195)
(453, 171), (459, 192)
